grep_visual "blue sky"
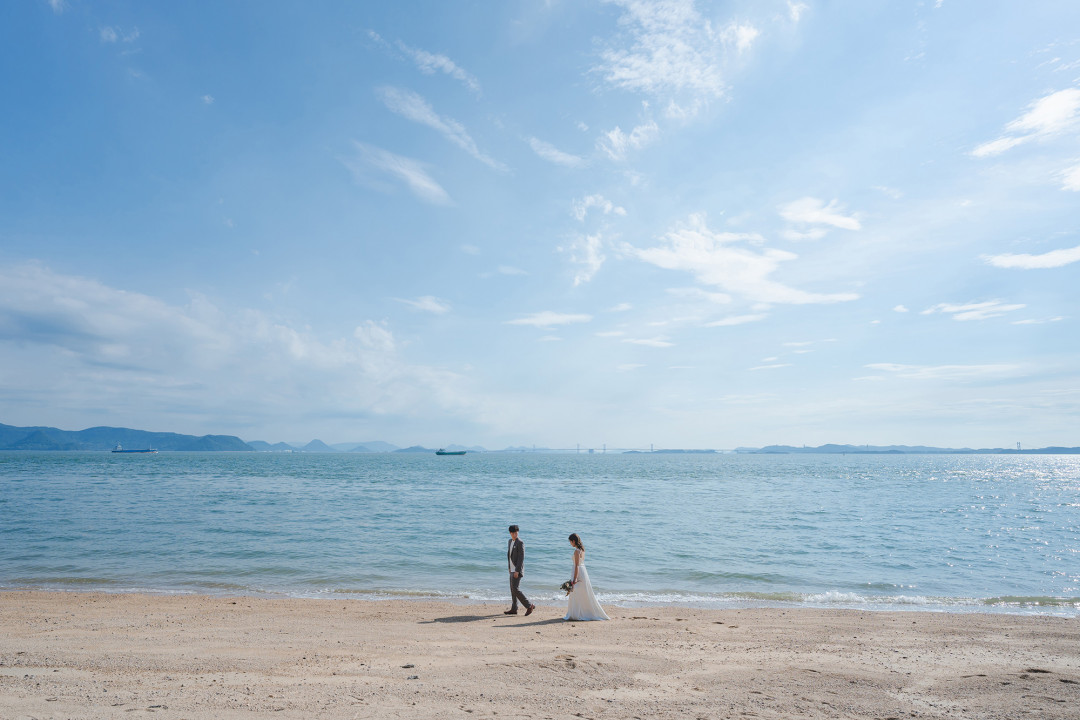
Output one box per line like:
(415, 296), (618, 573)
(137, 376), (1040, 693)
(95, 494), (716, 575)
(2, 0), (1079, 449)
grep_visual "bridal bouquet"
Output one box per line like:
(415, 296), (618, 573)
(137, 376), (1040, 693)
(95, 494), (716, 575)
(560, 580), (574, 595)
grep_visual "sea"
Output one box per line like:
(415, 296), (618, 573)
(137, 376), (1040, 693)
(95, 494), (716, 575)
(1, 451), (1078, 616)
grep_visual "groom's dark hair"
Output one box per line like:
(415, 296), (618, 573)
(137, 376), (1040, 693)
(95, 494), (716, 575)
(508, 525), (519, 533)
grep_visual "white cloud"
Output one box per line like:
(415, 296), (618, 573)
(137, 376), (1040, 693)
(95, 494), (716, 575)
(921, 300), (1026, 321)
(780, 228), (828, 242)
(788, 1), (808, 22)
(609, 303), (633, 312)
(395, 41), (481, 95)
(47, 0), (65, 13)
(1012, 316), (1065, 325)
(528, 137), (586, 168)
(377, 87), (505, 170)
(562, 233), (607, 286)
(779, 197), (862, 231)
(984, 244), (1080, 269)
(703, 313), (768, 327)
(0, 263), (477, 426)
(864, 363), (1022, 381)
(750, 363), (791, 371)
(100, 26), (139, 44)
(202, 95), (214, 105)
(461, 244), (480, 255)
(667, 286), (731, 304)
(343, 142), (452, 206)
(623, 337), (674, 347)
(505, 311), (592, 328)
(497, 265), (528, 276)
(625, 213), (859, 305)
(894, 305), (909, 312)
(972, 87), (1080, 157)
(572, 194), (627, 221)
(598, 119), (659, 160)
(594, 0), (744, 101)
(1060, 163), (1080, 191)
(395, 296), (451, 314)
(725, 23), (759, 54)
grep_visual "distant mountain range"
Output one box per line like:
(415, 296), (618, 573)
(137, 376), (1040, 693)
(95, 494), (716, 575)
(0, 423), (484, 453)
(1, 423), (1076, 454)
(0, 423), (251, 452)
(737, 443), (1080, 455)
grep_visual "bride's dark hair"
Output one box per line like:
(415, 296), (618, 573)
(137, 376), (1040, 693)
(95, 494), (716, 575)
(568, 533), (584, 551)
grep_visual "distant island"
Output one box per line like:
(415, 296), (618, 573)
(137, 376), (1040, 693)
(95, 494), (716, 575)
(0, 423), (1076, 454)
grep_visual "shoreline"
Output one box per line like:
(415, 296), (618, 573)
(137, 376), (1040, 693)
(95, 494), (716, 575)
(4, 583), (1078, 618)
(2, 590), (1078, 719)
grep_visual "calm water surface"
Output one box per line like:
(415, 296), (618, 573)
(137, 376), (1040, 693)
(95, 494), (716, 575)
(2, 452), (1077, 615)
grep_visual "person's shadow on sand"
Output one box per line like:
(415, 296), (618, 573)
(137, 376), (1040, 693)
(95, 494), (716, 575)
(419, 614), (501, 624)
(420, 614), (564, 627)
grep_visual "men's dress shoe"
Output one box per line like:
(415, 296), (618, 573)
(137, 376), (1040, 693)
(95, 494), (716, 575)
(504, 609), (518, 615)
(524, 605), (535, 616)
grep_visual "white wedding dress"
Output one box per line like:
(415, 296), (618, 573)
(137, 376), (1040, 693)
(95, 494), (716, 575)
(564, 550), (609, 621)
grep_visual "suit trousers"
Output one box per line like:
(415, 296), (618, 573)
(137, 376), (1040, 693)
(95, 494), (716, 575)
(509, 573), (530, 610)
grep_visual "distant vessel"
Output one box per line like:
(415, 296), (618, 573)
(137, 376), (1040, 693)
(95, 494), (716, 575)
(112, 443), (158, 454)
(435, 449), (466, 456)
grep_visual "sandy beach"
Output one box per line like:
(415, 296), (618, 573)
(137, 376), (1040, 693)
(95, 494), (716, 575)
(1, 591), (1077, 719)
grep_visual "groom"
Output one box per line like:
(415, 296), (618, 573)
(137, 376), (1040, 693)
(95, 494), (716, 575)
(505, 525), (535, 616)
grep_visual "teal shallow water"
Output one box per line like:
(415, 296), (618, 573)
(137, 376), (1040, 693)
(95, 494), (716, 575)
(1, 452), (1077, 615)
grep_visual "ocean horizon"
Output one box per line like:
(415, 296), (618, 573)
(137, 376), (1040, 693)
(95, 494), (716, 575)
(2, 451), (1078, 617)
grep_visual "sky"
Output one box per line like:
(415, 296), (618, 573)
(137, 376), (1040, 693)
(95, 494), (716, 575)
(1, 1), (1079, 450)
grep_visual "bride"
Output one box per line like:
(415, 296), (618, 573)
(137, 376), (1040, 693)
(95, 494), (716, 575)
(564, 533), (609, 621)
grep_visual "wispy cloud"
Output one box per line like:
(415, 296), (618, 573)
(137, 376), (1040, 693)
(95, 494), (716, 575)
(368, 31), (482, 95)
(779, 197), (862, 232)
(703, 313), (768, 327)
(505, 312), (592, 328)
(572, 194), (626, 221)
(788, 1), (808, 22)
(498, 265), (528, 276)
(921, 300), (1026, 321)
(377, 87), (505, 170)
(343, 142), (452, 206)
(609, 303), (633, 312)
(0, 263), (475, 425)
(528, 137), (586, 168)
(202, 95), (214, 105)
(100, 26), (140, 44)
(1062, 163), (1080, 191)
(984, 244), (1080, 269)
(1012, 316), (1065, 325)
(561, 233), (607, 286)
(598, 118), (659, 160)
(864, 363), (1023, 381)
(972, 87), (1080, 157)
(396, 40), (481, 95)
(594, 0), (756, 102)
(623, 337), (674, 348)
(750, 363), (791, 371)
(395, 296), (451, 314)
(47, 0), (65, 14)
(624, 213), (859, 305)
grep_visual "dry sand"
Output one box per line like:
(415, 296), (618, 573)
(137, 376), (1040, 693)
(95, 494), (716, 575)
(1, 591), (1077, 719)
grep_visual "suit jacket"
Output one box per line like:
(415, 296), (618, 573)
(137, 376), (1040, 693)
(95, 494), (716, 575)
(508, 538), (525, 575)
